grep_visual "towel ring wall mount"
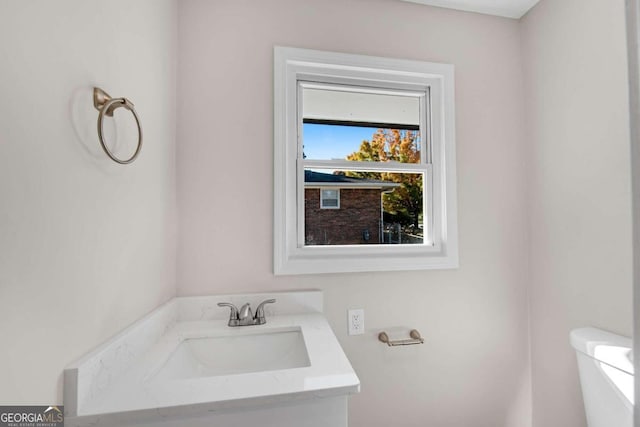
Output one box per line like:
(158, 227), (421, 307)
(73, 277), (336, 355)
(93, 87), (142, 164)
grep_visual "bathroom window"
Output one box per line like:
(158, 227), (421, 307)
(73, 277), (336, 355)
(274, 47), (458, 274)
(320, 189), (340, 209)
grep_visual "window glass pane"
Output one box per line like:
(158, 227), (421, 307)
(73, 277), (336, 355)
(304, 169), (424, 246)
(320, 189), (339, 208)
(321, 189), (338, 199)
(302, 124), (421, 163)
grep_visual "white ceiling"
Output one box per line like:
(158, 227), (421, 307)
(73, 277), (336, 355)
(400, 0), (540, 19)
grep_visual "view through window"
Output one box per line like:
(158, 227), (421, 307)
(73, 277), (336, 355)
(302, 120), (425, 246)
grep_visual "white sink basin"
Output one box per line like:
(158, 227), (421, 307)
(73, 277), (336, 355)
(152, 328), (310, 381)
(64, 291), (360, 426)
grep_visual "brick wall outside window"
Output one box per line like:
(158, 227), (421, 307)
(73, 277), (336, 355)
(305, 188), (383, 245)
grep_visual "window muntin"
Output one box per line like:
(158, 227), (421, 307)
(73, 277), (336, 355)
(274, 47), (458, 274)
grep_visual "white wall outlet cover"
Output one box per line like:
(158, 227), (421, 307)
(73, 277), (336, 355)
(348, 309), (365, 335)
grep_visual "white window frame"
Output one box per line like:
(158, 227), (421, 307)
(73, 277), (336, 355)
(320, 188), (340, 209)
(274, 46), (458, 275)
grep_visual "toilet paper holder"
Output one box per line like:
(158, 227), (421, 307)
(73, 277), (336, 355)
(378, 329), (424, 346)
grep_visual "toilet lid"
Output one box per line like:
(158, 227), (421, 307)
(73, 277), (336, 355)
(570, 327), (633, 375)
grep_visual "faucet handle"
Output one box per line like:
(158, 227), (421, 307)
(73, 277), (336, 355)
(217, 302), (239, 326)
(254, 299), (276, 324)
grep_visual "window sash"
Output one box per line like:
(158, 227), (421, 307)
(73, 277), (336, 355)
(298, 81), (430, 165)
(297, 160), (434, 248)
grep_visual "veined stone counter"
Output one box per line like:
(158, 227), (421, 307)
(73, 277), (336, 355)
(64, 290), (360, 427)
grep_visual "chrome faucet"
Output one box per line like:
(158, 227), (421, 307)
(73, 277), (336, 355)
(217, 299), (276, 327)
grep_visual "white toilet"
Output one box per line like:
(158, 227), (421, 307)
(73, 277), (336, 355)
(570, 327), (633, 427)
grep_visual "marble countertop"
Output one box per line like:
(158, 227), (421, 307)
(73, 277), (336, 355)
(64, 291), (360, 426)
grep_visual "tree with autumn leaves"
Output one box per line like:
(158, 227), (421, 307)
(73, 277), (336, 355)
(341, 128), (423, 230)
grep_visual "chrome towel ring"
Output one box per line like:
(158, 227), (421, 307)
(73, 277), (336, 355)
(93, 87), (142, 164)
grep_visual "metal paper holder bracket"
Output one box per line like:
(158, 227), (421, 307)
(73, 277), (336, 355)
(378, 329), (424, 346)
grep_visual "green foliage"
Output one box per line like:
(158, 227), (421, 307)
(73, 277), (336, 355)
(343, 129), (423, 228)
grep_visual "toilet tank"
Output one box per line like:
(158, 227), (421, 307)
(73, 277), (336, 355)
(570, 327), (633, 427)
